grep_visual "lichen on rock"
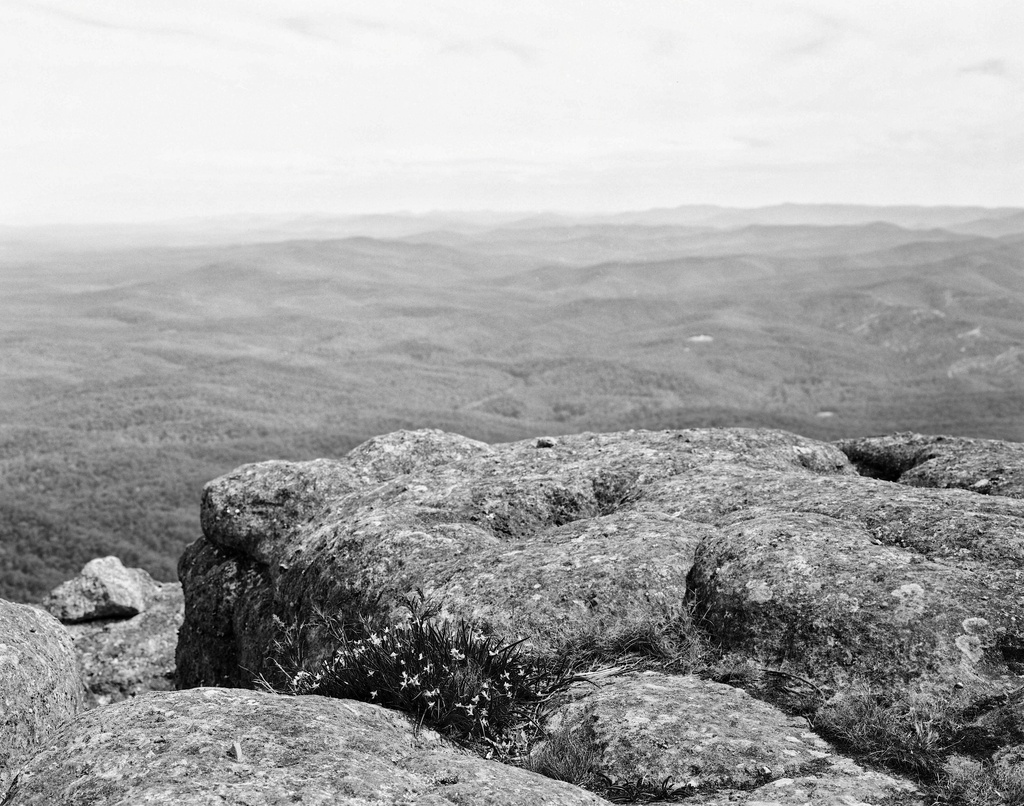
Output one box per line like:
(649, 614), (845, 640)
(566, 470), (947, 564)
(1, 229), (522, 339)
(117, 426), (1024, 803)
(0, 599), (84, 798)
(4, 688), (608, 806)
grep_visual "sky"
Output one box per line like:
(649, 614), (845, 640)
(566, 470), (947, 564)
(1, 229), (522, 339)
(1, 0), (1022, 225)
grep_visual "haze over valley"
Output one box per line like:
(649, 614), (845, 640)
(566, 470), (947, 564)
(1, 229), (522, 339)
(2, 204), (1023, 600)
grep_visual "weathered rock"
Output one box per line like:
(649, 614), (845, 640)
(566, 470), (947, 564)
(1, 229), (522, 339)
(0, 599), (84, 798)
(837, 432), (1024, 498)
(43, 555), (160, 622)
(178, 428), (853, 687)
(172, 426), (1024, 803)
(345, 428), (493, 482)
(198, 431), (492, 567)
(534, 672), (920, 804)
(689, 508), (1020, 689)
(672, 756), (923, 805)
(4, 687), (607, 806)
(416, 503), (709, 646)
(672, 463), (1024, 687)
(66, 581), (184, 708)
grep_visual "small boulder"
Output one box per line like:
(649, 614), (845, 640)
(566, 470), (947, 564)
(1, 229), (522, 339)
(5, 688), (607, 806)
(66, 581), (184, 708)
(43, 556), (160, 623)
(0, 599), (84, 798)
(532, 671), (919, 802)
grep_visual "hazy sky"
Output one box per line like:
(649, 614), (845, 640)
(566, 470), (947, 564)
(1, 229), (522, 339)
(2, 0), (1022, 224)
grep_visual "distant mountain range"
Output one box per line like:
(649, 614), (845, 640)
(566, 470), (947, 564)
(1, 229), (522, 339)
(1, 204), (1023, 600)
(3, 204), (1024, 254)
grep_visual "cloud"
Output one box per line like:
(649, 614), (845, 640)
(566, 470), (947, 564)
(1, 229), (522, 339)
(733, 136), (774, 150)
(439, 37), (536, 63)
(9, 0), (197, 39)
(778, 35), (834, 59)
(960, 59), (1007, 77)
(2, 0), (1023, 223)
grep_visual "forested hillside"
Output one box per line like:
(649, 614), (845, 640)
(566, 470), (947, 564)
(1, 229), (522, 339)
(2, 208), (1024, 601)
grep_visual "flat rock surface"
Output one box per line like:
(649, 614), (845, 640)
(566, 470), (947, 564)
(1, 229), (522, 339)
(4, 687), (607, 806)
(0, 599), (84, 798)
(43, 555), (161, 623)
(67, 581), (184, 708)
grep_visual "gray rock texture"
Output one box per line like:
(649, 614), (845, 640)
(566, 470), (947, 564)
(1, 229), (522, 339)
(0, 599), (84, 797)
(534, 671), (920, 804)
(66, 581), (184, 708)
(837, 431), (1024, 498)
(43, 555), (161, 622)
(668, 756), (923, 806)
(158, 426), (1024, 803)
(674, 465), (1024, 687)
(177, 428), (853, 688)
(4, 687), (607, 806)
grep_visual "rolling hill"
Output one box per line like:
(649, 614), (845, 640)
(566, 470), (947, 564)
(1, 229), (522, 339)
(1, 205), (1022, 600)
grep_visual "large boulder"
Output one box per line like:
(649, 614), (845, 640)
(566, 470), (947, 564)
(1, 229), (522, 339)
(172, 426), (1024, 803)
(4, 687), (607, 806)
(177, 428), (854, 688)
(43, 556), (161, 622)
(0, 599), (84, 797)
(670, 464), (1024, 687)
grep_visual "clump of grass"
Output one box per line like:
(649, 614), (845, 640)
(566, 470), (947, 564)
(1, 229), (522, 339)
(598, 774), (695, 804)
(939, 752), (1024, 806)
(526, 729), (697, 803)
(812, 684), (1019, 785)
(701, 661), (1024, 805)
(527, 729), (604, 791)
(275, 594), (579, 758)
(548, 606), (714, 676)
(814, 687), (958, 777)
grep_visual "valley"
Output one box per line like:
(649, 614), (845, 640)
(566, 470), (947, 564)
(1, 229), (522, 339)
(2, 204), (1023, 601)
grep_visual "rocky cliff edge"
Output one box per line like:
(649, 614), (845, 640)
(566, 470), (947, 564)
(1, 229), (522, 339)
(6, 427), (1024, 804)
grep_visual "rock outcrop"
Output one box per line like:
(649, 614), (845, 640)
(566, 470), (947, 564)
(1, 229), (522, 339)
(43, 557), (184, 708)
(0, 599), (84, 796)
(167, 427), (1024, 802)
(177, 428), (854, 689)
(178, 428), (1024, 695)
(12, 427), (1024, 804)
(4, 687), (607, 806)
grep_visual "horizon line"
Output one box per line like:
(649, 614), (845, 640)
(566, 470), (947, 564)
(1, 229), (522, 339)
(3, 201), (1024, 231)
